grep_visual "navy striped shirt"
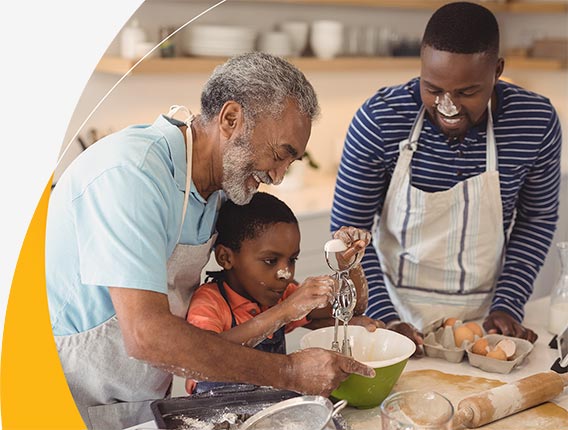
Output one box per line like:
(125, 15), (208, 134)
(331, 78), (562, 324)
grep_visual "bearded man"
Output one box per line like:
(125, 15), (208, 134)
(46, 52), (374, 430)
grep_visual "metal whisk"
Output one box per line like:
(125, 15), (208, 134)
(324, 239), (361, 356)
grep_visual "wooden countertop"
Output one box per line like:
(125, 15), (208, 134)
(286, 296), (568, 428)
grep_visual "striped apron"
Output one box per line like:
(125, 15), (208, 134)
(375, 103), (504, 330)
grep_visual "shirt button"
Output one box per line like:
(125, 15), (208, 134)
(458, 150), (464, 158)
(250, 309), (257, 315)
(457, 170), (462, 176)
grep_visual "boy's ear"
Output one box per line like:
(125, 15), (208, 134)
(214, 244), (234, 270)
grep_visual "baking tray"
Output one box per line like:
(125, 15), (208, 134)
(150, 384), (348, 429)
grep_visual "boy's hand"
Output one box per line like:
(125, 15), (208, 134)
(282, 276), (335, 322)
(349, 315), (385, 332)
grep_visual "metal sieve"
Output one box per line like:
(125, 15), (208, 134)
(240, 396), (347, 430)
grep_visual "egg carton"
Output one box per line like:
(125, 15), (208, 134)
(465, 334), (534, 374)
(423, 318), (482, 363)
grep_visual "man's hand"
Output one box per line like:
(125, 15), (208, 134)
(483, 310), (538, 343)
(386, 321), (424, 357)
(333, 226), (371, 269)
(286, 348), (375, 396)
(350, 315), (385, 332)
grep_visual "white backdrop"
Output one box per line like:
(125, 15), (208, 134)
(0, 1), (143, 423)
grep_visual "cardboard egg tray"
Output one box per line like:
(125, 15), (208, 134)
(422, 319), (534, 373)
(465, 334), (534, 374)
(423, 318), (474, 363)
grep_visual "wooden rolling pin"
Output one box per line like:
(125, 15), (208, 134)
(453, 371), (568, 428)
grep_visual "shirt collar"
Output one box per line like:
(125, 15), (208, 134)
(222, 281), (261, 313)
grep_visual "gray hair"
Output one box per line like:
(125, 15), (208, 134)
(200, 52), (320, 124)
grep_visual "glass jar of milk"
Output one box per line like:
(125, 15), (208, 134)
(548, 242), (568, 334)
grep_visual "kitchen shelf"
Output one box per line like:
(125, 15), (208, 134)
(236, 0), (568, 13)
(95, 55), (566, 75)
(505, 55), (567, 70)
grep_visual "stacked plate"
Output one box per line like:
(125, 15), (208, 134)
(183, 25), (257, 57)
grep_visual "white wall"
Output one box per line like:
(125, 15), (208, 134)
(56, 0), (568, 299)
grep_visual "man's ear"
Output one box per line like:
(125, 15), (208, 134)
(495, 57), (505, 81)
(218, 101), (243, 140)
(215, 244), (235, 270)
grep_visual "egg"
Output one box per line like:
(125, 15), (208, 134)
(444, 317), (458, 327)
(486, 346), (508, 361)
(454, 325), (475, 347)
(472, 338), (489, 356)
(496, 339), (517, 359)
(464, 321), (483, 338)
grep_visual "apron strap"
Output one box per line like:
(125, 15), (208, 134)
(207, 271), (238, 328)
(165, 105), (195, 243)
(399, 106), (425, 185)
(400, 105), (426, 153)
(485, 98), (497, 172)
(409, 105), (426, 149)
(167, 105), (195, 125)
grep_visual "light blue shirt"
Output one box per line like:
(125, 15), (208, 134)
(46, 115), (224, 335)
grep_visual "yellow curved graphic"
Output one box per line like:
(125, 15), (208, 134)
(1, 179), (85, 429)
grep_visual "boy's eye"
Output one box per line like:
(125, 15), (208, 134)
(263, 258), (277, 266)
(289, 257), (298, 264)
(427, 89), (442, 95)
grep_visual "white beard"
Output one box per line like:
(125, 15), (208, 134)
(222, 133), (257, 205)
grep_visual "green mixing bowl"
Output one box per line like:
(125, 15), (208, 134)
(300, 326), (416, 408)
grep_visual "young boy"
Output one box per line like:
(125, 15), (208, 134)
(186, 192), (382, 393)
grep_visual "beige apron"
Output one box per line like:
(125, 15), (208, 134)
(375, 102), (504, 331)
(55, 106), (217, 430)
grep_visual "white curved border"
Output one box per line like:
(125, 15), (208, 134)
(0, 5), (143, 424)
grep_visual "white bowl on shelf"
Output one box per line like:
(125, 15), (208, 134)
(183, 25), (256, 57)
(258, 31), (292, 57)
(188, 25), (256, 41)
(279, 21), (309, 56)
(310, 20), (344, 59)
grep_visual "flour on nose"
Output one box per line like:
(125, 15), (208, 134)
(435, 92), (459, 117)
(277, 267), (292, 280)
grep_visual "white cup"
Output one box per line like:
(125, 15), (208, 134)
(310, 20), (344, 59)
(258, 31), (292, 57)
(279, 21), (309, 56)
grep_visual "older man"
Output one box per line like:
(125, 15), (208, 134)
(46, 52), (374, 429)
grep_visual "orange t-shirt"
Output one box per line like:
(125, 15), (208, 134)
(187, 281), (309, 336)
